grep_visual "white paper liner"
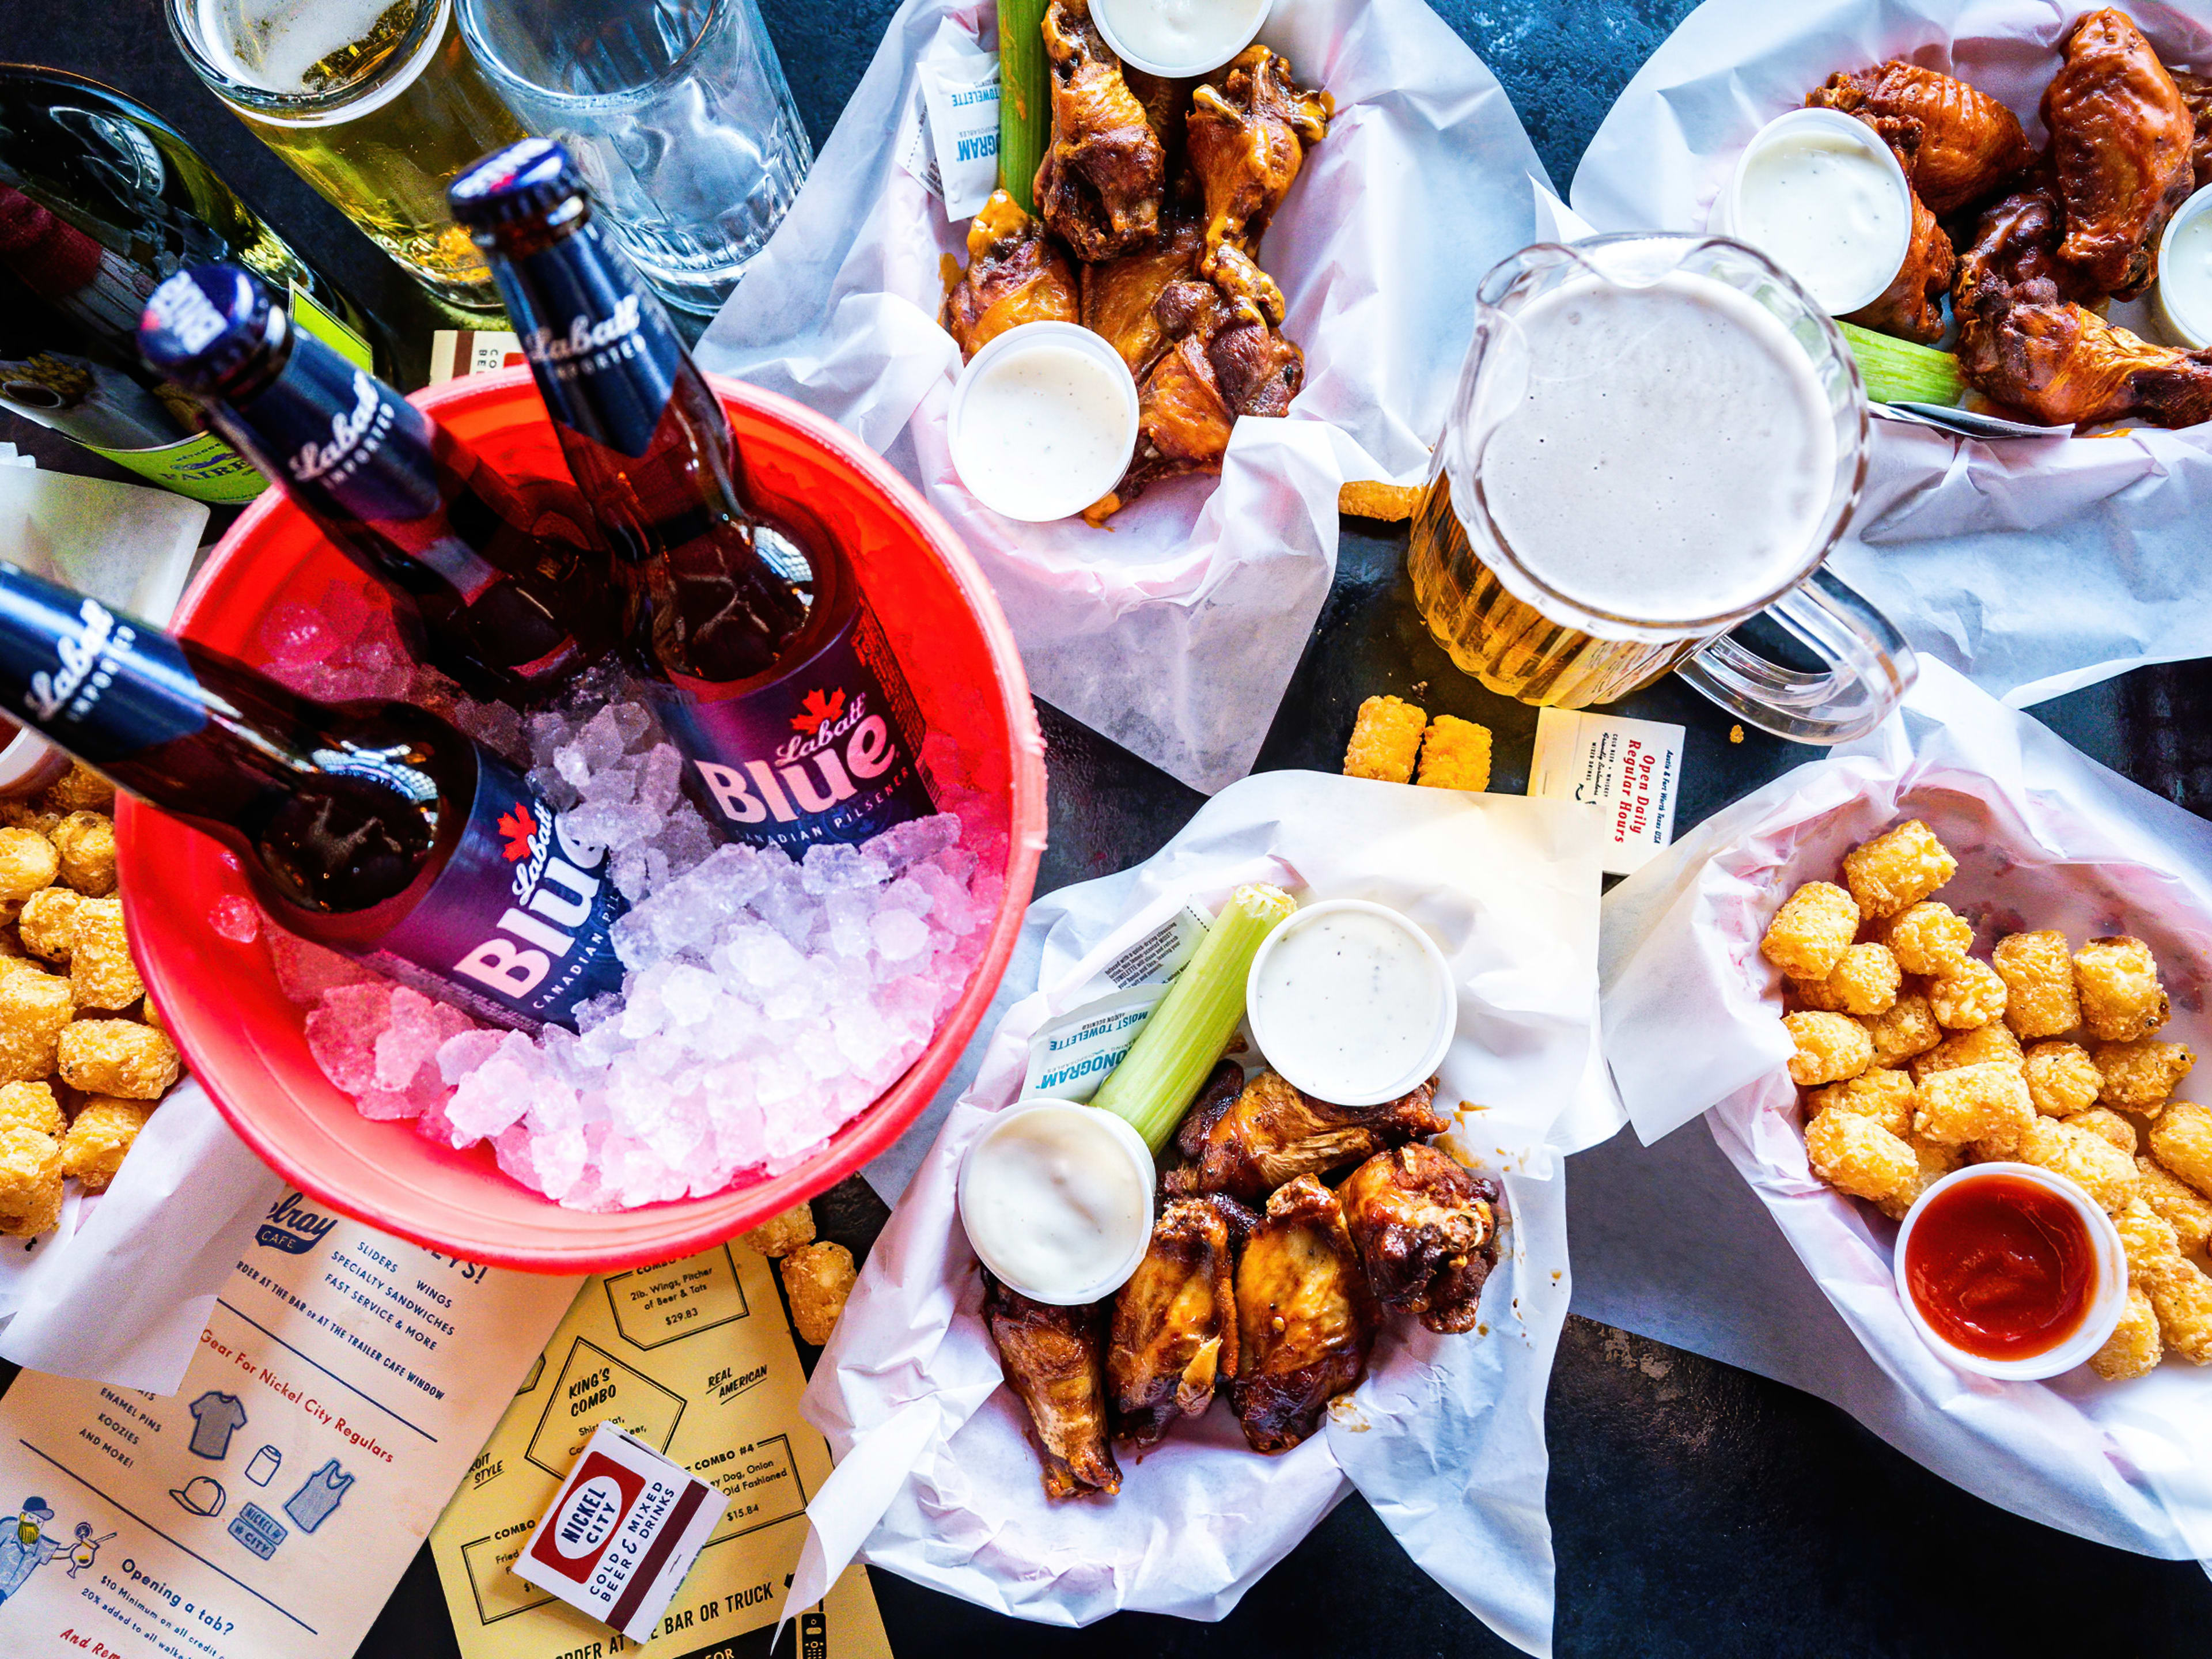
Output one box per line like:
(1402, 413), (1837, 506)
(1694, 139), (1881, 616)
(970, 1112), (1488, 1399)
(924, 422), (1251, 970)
(790, 769), (1610, 1656)
(1599, 659), (2212, 1563)
(1567, 0), (2212, 711)
(698, 0), (1549, 793)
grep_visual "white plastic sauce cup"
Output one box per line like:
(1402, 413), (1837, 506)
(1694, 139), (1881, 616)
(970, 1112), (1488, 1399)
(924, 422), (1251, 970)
(1090, 0), (1273, 79)
(2156, 183), (2212, 349)
(1707, 106), (1914, 317)
(957, 1099), (1156, 1305)
(1891, 1162), (2127, 1382)
(1244, 898), (1457, 1107)
(946, 321), (1140, 524)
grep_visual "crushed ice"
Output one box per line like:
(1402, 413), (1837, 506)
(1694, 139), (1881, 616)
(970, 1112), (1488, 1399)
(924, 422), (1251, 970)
(259, 585), (1000, 1211)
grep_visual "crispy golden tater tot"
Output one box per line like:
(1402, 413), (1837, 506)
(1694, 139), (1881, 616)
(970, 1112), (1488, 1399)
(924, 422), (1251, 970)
(2089, 1286), (2162, 1381)
(2146, 1257), (2212, 1365)
(1804, 1107), (1916, 1200)
(1414, 715), (1491, 791)
(1762, 882), (1860, 982)
(1810, 943), (1900, 1017)
(738, 1201), (816, 1259)
(0, 1124), (61, 1237)
(1863, 993), (1942, 1067)
(1842, 820), (1956, 919)
(2069, 1108), (2138, 1156)
(0, 967), (73, 1085)
(56, 1020), (177, 1100)
(1808, 1067), (1915, 1138)
(2118, 1198), (2180, 1286)
(0, 1081), (60, 1137)
(1886, 901), (1973, 976)
(1927, 959), (2006, 1031)
(2023, 1041), (2102, 1118)
(1877, 1137), (1963, 1220)
(2136, 1157), (2212, 1255)
(2014, 1116), (2138, 1213)
(1342, 696), (1427, 783)
(48, 812), (115, 897)
(2147, 1101), (2212, 1199)
(780, 1240), (857, 1346)
(16, 887), (81, 964)
(1992, 930), (2080, 1039)
(1913, 1060), (2033, 1151)
(1911, 1021), (2022, 1083)
(58, 1097), (153, 1194)
(39, 764), (113, 817)
(2095, 1040), (2195, 1115)
(2075, 935), (2169, 1043)
(1785, 1011), (1873, 1085)
(67, 896), (141, 1012)
(0, 828), (56, 905)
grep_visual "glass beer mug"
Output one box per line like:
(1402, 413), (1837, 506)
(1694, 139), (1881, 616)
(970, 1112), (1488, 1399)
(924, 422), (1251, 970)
(1409, 233), (1914, 743)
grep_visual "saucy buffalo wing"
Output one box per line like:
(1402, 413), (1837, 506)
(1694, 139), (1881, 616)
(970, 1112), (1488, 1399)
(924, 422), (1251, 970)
(1339, 1143), (1501, 1335)
(1183, 1067), (1446, 1204)
(2043, 8), (2195, 297)
(1107, 1194), (1255, 1449)
(1035, 0), (1166, 262)
(1808, 59), (2036, 215)
(983, 1272), (1121, 1499)
(941, 188), (1080, 360)
(1232, 1175), (1378, 1453)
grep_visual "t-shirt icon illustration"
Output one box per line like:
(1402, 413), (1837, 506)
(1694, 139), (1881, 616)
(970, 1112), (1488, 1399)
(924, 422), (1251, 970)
(187, 1392), (248, 1461)
(283, 1461), (353, 1534)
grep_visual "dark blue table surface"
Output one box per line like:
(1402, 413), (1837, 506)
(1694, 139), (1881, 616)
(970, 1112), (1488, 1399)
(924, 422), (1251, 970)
(3, 2), (2210, 1654)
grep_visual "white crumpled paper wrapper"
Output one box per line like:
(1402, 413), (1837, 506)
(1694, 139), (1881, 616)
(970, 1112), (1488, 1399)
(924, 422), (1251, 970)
(0, 1079), (283, 1393)
(699, 0), (1547, 793)
(788, 770), (1611, 1655)
(1569, 0), (2212, 710)
(1597, 659), (2212, 1563)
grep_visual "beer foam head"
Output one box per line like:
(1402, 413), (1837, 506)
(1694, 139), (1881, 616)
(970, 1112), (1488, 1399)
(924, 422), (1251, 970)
(195, 0), (421, 94)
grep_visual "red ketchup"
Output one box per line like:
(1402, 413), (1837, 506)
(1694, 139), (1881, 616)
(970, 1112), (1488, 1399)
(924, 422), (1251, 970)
(1904, 1174), (2096, 1361)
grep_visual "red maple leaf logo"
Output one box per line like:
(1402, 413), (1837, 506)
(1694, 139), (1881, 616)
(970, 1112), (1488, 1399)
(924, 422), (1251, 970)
(498, 803), (538, 862)
(790, 687), (845, 735)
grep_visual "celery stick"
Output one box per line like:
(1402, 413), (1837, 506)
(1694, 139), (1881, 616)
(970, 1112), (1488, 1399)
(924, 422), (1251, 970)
(997, 0), (1052, 214)
(1837, 320), (1968, 408)
(1092, 884), (1296, 1154)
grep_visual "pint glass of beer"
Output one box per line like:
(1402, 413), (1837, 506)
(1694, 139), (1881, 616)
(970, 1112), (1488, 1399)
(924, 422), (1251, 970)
(167, 0), (527, 309)
(1409, 234), (1913, 743)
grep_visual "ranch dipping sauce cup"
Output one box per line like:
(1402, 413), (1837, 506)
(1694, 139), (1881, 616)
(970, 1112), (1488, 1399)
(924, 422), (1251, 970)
(1708, 107), (1914, 317)
(959, 1100), (1156, 1304)
(948, 321), (1139, 522)
(1245, 899), (1456, 1106)
(1090, 0), (1272, 78)
(2156, 183), (2212, 349)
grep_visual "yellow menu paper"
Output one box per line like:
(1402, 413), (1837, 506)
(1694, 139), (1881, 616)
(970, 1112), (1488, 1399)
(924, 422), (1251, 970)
(0, 1192), (580, 1658)
(430, 1242), (892, 1659)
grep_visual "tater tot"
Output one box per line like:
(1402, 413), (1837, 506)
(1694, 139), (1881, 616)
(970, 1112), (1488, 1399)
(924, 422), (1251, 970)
(1342, 696), (1427, 783)
(56, 1020), (177, 1100)
(39, 764), (113, 816)
(2089, 1286), (2163, 1381)
(2147, 1101), (2212, 1199)
(2146, 1257), (2212, 1365)
(738, 1200), (816, 1259)
(48, 812), (115, 897)
(1886, 901), (1973, 976)
(1910, 1021), (2022, 1084)
(2136, 1157), (2212, 1255)
(1413, 715), (1491, 792)
(0, 804), (60, 837)
(0, 828), (57, 904)
(1810, 943), (1900, 1017)
(0, 967), (74, 1084)
(0, 1124), (61, 1237)
(1863, 993), (1942, 1066)
(0, 1081), (60, 1137)
(2094, 1040), (2194, 1115)
(2118, 1198), (2180, 1286)
(1762, 882), (1861, 982)
(1842, 820), (1957, 919)
(779, 1240), (857, 1346)
(1784, 1010), (1873, 1085)
(1991, 930), (2079, 1039)
(1912, 1060), (2034, 1151)
(2015, 1116), (2138, 1213)
(2074, 935), (2169, 1043)
(2069, 1108), (2138, 1156)
(1877, 1137), (1963, 1221)
(17, 886), (81, 964)
(1804, 1107), (1917, 1200)
(58, 1097), (153, 1194)
(67, 896), (142, 1012)
(1808, 1067), (1915, 1138)
(2023, 1041), (2102, 1118)
(1926, 959), (2007, 1031)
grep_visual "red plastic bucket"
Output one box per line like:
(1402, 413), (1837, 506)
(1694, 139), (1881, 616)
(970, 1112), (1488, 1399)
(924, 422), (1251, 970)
(118, 370), (1046, 1272)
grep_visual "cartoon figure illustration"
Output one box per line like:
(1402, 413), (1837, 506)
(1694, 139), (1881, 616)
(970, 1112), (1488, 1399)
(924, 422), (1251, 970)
(282, 1460), (353, 1534)
(66, 1522), (113, 1578)
(245, 1445), (281, 1487)
(0, 1498), (63, 1604)
(169, 1476), (226, 1519)
(186, 1391), (248, 1461)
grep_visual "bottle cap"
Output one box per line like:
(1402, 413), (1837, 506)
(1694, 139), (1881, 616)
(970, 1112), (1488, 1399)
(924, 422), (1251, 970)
(449, 138), (586, 236)
(138, 264), (276, 392)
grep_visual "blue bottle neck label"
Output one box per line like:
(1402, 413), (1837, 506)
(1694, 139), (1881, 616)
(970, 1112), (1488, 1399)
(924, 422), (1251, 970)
(497, 221), (687, 459)
(652, 591), (938, 851)
(239, 330), (445, 525)
(0, 575), (207, 763)
(371, 747), (629, 1033)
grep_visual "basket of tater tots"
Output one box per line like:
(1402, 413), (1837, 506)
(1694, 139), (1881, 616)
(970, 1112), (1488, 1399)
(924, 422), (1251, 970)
(1601, 661), (2212, 1558)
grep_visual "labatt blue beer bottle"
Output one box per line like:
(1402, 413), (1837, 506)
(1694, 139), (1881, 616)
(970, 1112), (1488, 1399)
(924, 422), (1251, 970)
(448, 138), (938, 852)
(137, 264), (620, 707)
(0, 564), (624, 1032)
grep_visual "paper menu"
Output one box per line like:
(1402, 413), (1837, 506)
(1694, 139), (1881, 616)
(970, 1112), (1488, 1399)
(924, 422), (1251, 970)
(430, 1243), (891, 1659)
(0, 1192), (578, 1658)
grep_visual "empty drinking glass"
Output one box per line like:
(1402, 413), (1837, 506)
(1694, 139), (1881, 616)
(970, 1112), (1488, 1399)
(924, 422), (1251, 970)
(455, 0), (812, 316)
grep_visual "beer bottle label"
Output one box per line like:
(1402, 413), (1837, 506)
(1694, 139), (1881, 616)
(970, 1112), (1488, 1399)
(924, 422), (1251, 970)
(77, 428), (268, 504)
(247, 327), (447, 527)
(369, 748), (628, 1033)
(654, 592), (939, 852)
(505, 218), (685, 459)
(2, 585), (209, 761)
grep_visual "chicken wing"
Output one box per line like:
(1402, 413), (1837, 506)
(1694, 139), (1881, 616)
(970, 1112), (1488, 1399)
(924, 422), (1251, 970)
(1958, 275), (2212, 426)
(2043, 9), (2195, 298)
(1232, 1175), (1378, 1453)
(1807, 60), (2036, 215)
(1122, 66), (1199, 206)
(940, 188), (1079, 361)
(983, 1272), (1121, 1499)
(1843, 139), (1955, 344)
(1187, 1067), (1446, 1203)
(1186, 46), (1331, 319)
(1108, 1194), (1255, 1449)
(1340, 1143), (1501, 1335)
(1034, 0), (1165, 262)
(1081, 213), (1204, 378)
(2172, 68), (2212, 190)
